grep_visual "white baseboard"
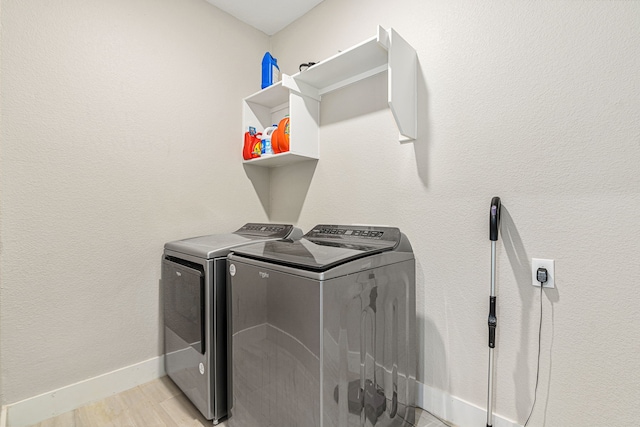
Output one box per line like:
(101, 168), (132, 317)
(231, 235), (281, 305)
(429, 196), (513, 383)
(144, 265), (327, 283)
(0, 406), (7, 427)
(4, 355), (165, 427)
(416, 381), (520, 427)
(2, 362), (517, 427)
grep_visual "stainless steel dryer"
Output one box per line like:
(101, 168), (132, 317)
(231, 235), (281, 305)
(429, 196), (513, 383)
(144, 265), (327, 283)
(162, 223), (301, 424)
(227, 224), (416, 427)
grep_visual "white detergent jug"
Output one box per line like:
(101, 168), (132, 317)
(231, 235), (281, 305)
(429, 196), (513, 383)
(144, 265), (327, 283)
(261, 125), (277, 156)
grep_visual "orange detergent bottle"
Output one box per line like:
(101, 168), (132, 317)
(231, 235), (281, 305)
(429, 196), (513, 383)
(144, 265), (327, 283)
(272, 116), (290, 153)
(243, 129), (262, 160)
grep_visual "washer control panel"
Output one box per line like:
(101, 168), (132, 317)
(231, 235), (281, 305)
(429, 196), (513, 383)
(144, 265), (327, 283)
(305, 224), (400, 243)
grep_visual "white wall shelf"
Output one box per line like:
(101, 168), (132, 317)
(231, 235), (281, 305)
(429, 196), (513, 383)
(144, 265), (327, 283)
(242, 82), (320, 167)
(242, 25), (417, 167)
(243, 151), (318, 168)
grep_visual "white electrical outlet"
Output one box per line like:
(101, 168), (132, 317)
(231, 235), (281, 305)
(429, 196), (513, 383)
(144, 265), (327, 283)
(531, 258), (555, 288)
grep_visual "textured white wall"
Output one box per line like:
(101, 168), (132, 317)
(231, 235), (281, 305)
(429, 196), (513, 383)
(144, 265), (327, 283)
(270, 0), (640, 425)
(0, 0), (269, 405)
(2, 0), (640, 425)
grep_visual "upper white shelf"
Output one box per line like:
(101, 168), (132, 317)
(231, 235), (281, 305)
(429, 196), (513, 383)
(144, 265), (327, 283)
(241, 26), (417, 169)
(244, 80), (288, 108)
(283, 25), (417, 142)
(290, 36), (388, 97)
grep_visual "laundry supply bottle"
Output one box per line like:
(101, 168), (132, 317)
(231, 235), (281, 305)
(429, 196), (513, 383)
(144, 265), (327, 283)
(261, 125), (277, 155)
(243, 127), (262, 160)
(261, 52), (280, 89)
(252, 133), (262, 157)
(272, 116), (290, 153)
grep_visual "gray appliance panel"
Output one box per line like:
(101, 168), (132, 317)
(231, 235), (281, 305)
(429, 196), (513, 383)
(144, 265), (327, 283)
(227, 256), (416, 427)
(228, 259), (321, 427)
(165, 223), (296, 259)
(322, 259), (416, 427)
(228, 238), (381, 272)
(163, 256), (228, 422)
(163, 256), (214, 419)
(227, 250), (413, 281)
(212, 257), (228, 419)
(163, 258), (205, 354)
(229, 225), (408, 273)
(162, 223), (299, 423)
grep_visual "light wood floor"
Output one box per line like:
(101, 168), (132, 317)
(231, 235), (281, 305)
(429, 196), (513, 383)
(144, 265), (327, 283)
(29, 376), (451, 427)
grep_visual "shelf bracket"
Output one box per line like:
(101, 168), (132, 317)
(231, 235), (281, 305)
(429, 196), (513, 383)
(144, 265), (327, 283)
(384, 27), (417, 142)
(377, 25), (390, 49)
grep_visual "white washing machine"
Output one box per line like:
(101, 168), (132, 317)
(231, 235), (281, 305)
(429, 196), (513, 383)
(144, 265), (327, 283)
(227, 224), (416, 427)
(162, 223), (301, 424)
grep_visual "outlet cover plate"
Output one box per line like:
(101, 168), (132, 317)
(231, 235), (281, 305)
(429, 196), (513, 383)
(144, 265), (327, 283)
(532, 258), (555, 288)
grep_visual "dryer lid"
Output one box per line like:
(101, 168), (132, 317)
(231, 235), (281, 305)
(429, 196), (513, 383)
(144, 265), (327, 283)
(230, 225), (403, 272)
(164, 223), (297, 259)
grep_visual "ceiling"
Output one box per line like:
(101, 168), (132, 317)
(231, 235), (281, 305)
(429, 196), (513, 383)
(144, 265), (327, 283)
(205, 0), (325, 35)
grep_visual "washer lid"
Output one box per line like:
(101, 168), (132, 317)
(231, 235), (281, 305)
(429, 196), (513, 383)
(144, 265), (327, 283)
(230, 225), (404, 272)
(164, 223), (296, 259)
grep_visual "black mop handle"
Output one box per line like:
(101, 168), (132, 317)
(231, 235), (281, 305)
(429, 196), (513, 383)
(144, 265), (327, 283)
(488, 196), (501, 348)
(486, 196), (501, 427)
(490, 197), (501, 241)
